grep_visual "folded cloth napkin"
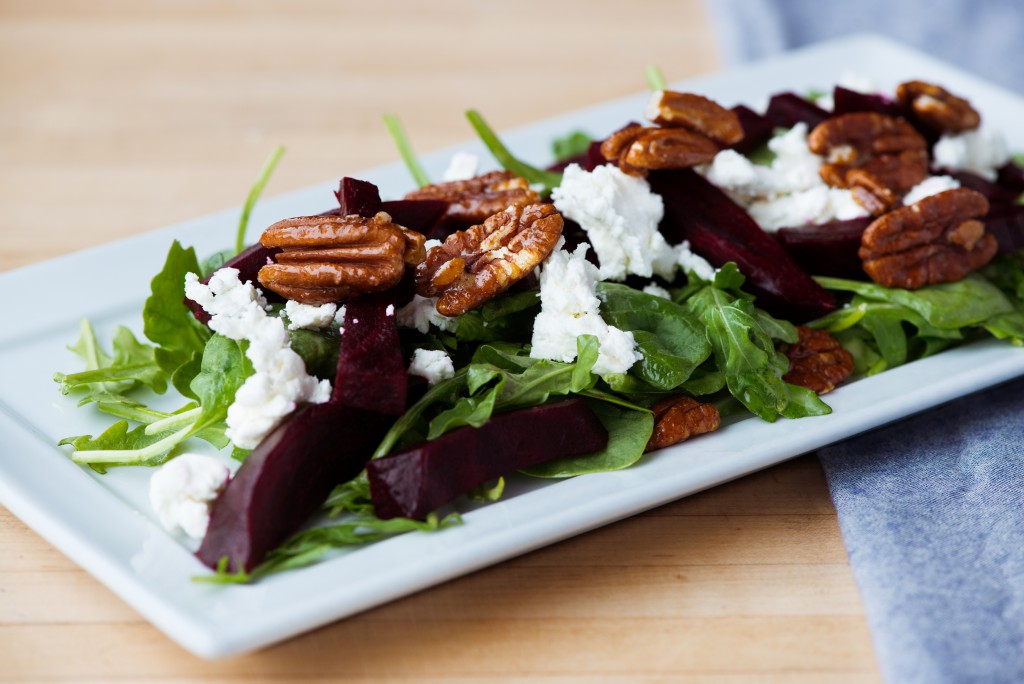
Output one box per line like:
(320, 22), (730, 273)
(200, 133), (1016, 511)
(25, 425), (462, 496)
(703, 0), (1024, 94)
(817, 377), (1024, 684)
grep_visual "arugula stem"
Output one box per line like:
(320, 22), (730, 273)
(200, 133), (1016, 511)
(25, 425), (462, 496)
(145, 406), (202, 435)
(71, 424), (194, 465)
(235, 145), (286, 255)
(382, 114), (431, 188)
(372, 367), (469, 458)
(645, 65), (668, 92)
(464, 110), (563, 195)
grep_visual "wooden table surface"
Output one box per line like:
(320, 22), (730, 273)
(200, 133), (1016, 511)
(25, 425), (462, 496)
(0, 1), (881, 681)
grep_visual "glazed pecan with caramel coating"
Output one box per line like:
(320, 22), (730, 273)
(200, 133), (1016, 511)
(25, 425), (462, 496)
(858, 188), (996, 289)
(780, 327), (854, 395)
(258, 212), (425, 305)
(403, 170), (540, 226)
(600, 124), (720, 177)
(644, 91), (744, 145)
(645, 396), (720, 452)
(415, 203), (563, 316)
(896, 80), (980, 134)
(808, 112), (929, 213)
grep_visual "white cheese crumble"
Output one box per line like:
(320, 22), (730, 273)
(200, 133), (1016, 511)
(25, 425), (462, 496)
(149, 453), (230, 540)
(700, 123), (868, 230)
(903, 175), (962, 205)
(408, 348), (455, 385)
(283, 299), (337, 330)
(642, 283), (671, 299)
(933, 129), (1009, 181)
(551, 163), (675, 280)
(530, 243), (642, 377)
(673, 240), (716, 281)
(185, 268), (332, 450)
(424, 239), (443, 252)
(396, 294), (457, 335)
(442, 152), (480, 182)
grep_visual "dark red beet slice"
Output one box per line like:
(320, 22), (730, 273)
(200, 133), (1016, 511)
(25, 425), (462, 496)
(986, 203), (1024, 254)
(583, 140), (611, 171)
(380, 199), (450, 240)
(648, 169), (835, 321)
(831, 86), (902, 118)
(729, 104), (775, 154)
(942, 170), (1022, 205)
(196, 402), (392, 572)
(367, 398), (609, 520)
(186, 243), (282, 325)
(775, 217), (872, 280)
(334, 177), (383, 217)
(997, 161), (1024, 195)
(333, 297), (407, 414)
(764, 92), (830, 130)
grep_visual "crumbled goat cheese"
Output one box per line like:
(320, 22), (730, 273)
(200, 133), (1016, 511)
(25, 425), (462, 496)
(442, 152), (480, 182)
(903, 175), (962, 205)
(408, 348), (455, 385)
(396, 294), (457, 335)
(530, 243), (642, 377)
(642, 283), (671, 299)
(185, 268), (332, 449)
(933, 129), (1009, 181)
(284, 299), (337, 330)
(673, 240), (717, 281)
(424, 239), (443, 251)
(551, 163), (675, 280)
(333, 304), (347, 331)
(149, 453), (230, 540)
(701, 123), (868, 230)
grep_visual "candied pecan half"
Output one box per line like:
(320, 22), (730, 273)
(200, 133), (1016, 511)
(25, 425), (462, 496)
(414, 203), (563, 316)
(896, 80), (980, 134)
(645, 396), (720, 452)
(809, 112), (929, 214)
(645, 91), (744, 145)
(858, 188), (996, 289)
(258, 211), (425, 305)
(780, 326), (853, 395)
(600, 124), (719, 177)
(403, 170), (540, 226)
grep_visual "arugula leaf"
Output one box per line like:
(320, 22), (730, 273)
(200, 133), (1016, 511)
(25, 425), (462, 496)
(143, 241), (212, 399)
(551, 130), (592, 163)
(382, 114), (431, 188)
(54, 320), (166, 406)
(779, 383), (832, 419)
(521, 400), (654, 478)
(453, 290), (540, 343)
(597, 283), (712, 390)
(465, 109), (563, 196)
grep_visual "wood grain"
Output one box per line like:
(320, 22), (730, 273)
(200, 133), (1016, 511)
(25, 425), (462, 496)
(0, 1), (881, 681)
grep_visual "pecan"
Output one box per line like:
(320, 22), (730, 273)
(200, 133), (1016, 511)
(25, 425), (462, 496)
(896, 80), (980, 134)
(808, 112), (929, 214)
(645, 91), (744, 145)
(600, 124), (719, 177)
(858, 188), (996, 289)
(404, 170), (540, 226)
(414, 203), (562, 316)
(780, 327), (853, 395)
(258, 211), (425, 305)
(645, 396), (720, 452)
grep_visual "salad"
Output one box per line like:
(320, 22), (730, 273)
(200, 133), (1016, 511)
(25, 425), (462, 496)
(53, 70), (1024, 582)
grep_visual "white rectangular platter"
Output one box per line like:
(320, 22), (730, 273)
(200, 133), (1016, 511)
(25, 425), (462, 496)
(2, 33), (1024, 658)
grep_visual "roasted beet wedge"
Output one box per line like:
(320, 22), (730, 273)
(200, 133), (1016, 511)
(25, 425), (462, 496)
(774, 217), (872, 280)
(649, 169), (835, 321)
(381, 199), (450, 239)
(334, 177), (383, 217)
(186, 243), (282, 325)
(986, 203), (1024, 254)
(764, 92), (831, 130)
(196, 402), (392, 572)
(943, 170), (1022, 205)
(368, 398), (609, 520)
(729, 104), (775, 154)
(831, 86), (903, 118)
(333, 298), (407, 414)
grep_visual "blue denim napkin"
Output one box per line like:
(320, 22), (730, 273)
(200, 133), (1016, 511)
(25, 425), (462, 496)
(703, 0), (1024, 94)
(817, 377), (1024, 684)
